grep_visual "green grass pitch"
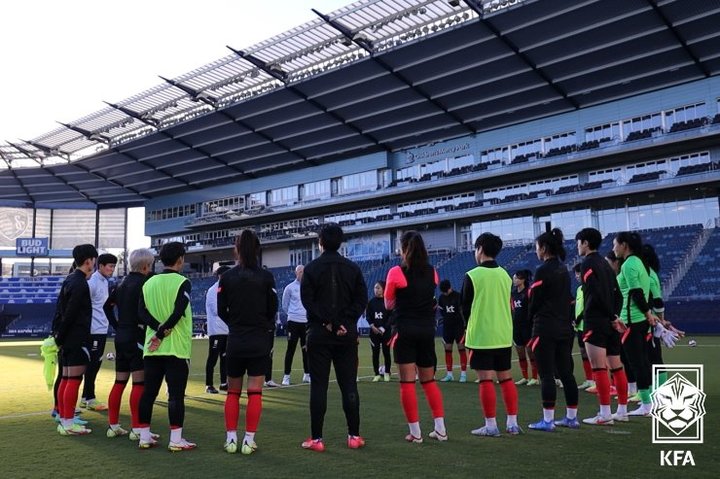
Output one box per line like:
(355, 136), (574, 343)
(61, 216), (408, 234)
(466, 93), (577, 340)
(0, 337), (718, 478)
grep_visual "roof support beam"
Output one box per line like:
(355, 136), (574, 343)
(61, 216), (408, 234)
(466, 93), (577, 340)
(106, 101), (255, 181)
(313, 8), (476, 136)
(228, 47), (387, 157)
(645, 0), (710, 77)
(462, 0), (579, 110)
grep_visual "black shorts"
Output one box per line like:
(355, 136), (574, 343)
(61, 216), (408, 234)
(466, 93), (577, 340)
(469, 347), (512, 371)
(576, 330), (587, 350)
(393, 328), (436, 368)
(226, 354), (270, 378)
(513, 324), (532, 348)
(583, 319), (622, 356)
(442, 323), (465, 345)
(115, 340), (144, 373)
(88, 334), (107, 362)
(61, 346), (91, 367)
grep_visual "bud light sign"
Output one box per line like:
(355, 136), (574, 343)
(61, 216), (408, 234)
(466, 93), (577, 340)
(16, 237), (49, 257)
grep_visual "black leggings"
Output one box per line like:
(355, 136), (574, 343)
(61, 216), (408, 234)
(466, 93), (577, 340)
(82, 334), (107, 400)
(139, 356), (189, 427)
(205, 335), (227, 386)
(308, 340), (360, 439)
(533, 336), (578, 409)
(622, 321), (652, 391)
(620, 346), (636, 383)
(370, 332), (391, 375)
(284, 321), (308, 375)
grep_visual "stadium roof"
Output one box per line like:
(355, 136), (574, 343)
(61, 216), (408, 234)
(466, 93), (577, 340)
(1, 0), (719, 208)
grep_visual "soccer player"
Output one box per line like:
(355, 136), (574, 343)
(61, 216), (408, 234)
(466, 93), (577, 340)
(281, 265), (310, 386)
(54, 244), (97, 436)
(81, 253), (117, 411)
(205, 265), (230, 394)
(105, 248), (158, 441)
(438, 279), (467, 383)
(462, 233), (521, 437)
(217, 230), (278, 455)
(573, 263), (595, 390)
(300, 223), (367, 451)
(136, 241), (196, 451)
(526, 228), (579, 431)
(575, 228), (628, 426)
(613, 232), (658, 417)
(385, 231), (447, 444)
(511, 270), (538, 386)
(366, 280), (391, 382)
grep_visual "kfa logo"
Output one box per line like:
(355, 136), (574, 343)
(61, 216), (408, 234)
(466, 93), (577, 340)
(651, 365), (705, 467)
(651, 365), (706, 444)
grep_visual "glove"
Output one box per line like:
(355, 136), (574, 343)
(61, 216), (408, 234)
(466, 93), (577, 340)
(655, 322), (679, 348)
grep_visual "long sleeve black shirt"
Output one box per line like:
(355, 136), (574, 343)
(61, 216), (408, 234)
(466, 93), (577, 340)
(580, 252), (622, 323)
(111, 272), (149, 345)
(53, 269), (92, 349)
(529, 257), (574, 339)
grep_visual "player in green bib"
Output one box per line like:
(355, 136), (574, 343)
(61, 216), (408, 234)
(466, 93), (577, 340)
(613, 232), (658, 417)
(462, 232), (520, 437)
(136, 241), (197, 451)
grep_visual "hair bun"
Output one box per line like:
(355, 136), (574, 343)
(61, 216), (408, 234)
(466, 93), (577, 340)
(551, 228), (564, 242)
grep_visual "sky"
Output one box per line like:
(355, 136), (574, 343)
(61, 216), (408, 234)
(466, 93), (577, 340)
(0, 0), (351, 250)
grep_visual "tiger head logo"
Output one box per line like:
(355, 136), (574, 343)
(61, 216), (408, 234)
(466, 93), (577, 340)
(651, 373), (706, 436)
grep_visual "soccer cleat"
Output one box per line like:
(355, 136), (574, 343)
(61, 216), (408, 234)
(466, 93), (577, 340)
(53, 415), (88, 425)
(554, 417), (580, 429)
(205, 386), (219, 394)
(83, 399), (108, 411)
(585, 385), (598, 394)
(577, 380), (595, 390)
(428, 430), (448, 441)
(138, 438), (158, 449)
(526, 378), (540, 386)
(506, 425), (524, 435)
(241, 439), (258, 455)
(264, 380), (279, 388)
(459, 372), (467, 383)
(281, 375), (291, 386)
(611, 412), (629, 422)
(582, 414), (614, 426)
(168, 438), (197, 452)
(528, 419), (556, 432)
(301, 438), (325, 452)
(627, 404), (652, 417)
(302, 373), (311, 384)
(372, 375), (382, 382)
(628, 393), (641, 403)
(347, 435), (366, 449)
(58, 423), (92, 436)
(515, 378), (528, 386)
(224, 439), (238, 454)
(440, 373), (454, 382)
(404, 433), (423, 444)
(129, 430), (160, 441)
(106, 425), (129, 438)
(384, 373), (391, 382)
(219, 383), (228, 392)
(471, 426), (501, 437)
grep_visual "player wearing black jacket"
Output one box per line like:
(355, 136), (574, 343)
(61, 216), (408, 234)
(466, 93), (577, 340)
(527, 229), (579, 432)
(511, 270), (538, 385)
(53, 243), (97, 436)
(438, 280), (466, 383)
(576, 228), (628, 426)
(300, 223), (367, 452)
(217, 230), (277, 455)
(366, 281), (392, 382)
(105, 248), (155, 440)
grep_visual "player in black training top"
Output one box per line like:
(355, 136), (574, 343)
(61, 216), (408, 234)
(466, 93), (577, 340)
(366, 280), (392, 382)
(527, 228), (579, 432)
(438, 279), (467, 383)
(511, 270), (538, 386)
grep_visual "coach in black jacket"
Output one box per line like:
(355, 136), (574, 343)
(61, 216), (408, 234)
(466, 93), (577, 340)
(300, 223), (367, 451)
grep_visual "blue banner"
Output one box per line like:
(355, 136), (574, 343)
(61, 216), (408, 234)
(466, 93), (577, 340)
(15, 237), (49, 257)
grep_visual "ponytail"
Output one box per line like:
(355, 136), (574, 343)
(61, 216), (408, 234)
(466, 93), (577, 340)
(535, 227), (566, 261)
